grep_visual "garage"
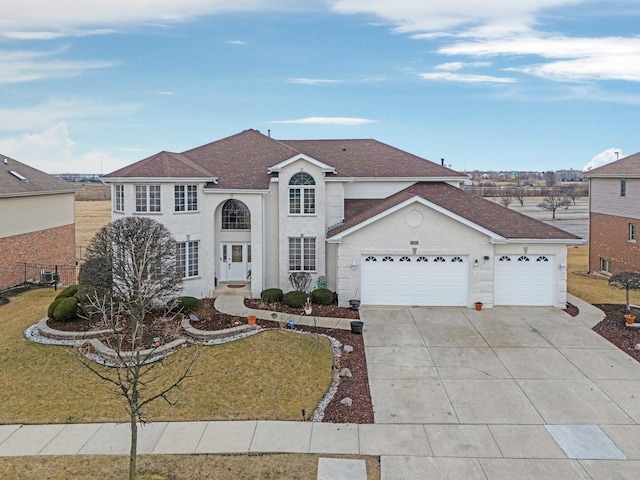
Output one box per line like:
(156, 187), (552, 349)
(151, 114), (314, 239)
(494, 254), (555, 306)
(360, 254), (469, 306)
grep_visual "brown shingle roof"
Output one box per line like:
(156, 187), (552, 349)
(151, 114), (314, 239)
(103, 129), (466, 188)
(328, 182), (581, 241)
(584, 152), (640, 177)
(0, 155), (76, 197)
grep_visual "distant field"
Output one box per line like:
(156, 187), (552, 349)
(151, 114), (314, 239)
(75, 200), (111, 260)
(74, 183), (110, 201)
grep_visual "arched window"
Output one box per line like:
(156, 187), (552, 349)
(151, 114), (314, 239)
(416, 256), (428, 262)
(451, 257), (463, 263)
(399, 256), (411, 262)
(365, 256), (377, 262)
(499, 256), (511, 262)
(289, 173), (315, 214)
(221, 199), (250, 230)
(517, 256), (530, 262)
(434, 256), (446, 263)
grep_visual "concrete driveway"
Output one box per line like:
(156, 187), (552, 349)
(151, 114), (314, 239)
(360, 296), (640, 479)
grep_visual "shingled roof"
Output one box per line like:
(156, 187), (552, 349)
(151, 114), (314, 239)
(0, 155), (76, 197)
(584, 151), (640, 177)
(102, 129), (466, 188)
(328, 182), (582, 241)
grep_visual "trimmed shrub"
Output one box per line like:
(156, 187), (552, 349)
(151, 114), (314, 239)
(47, 298), (61, 319)
(283, 290), (307, 308)
(261, 288), (284, 303)
(171, 296), (200, 314)
(52, 296), (79, 322)
(55, 284), (79, 299)
(311, 288), (335, 306)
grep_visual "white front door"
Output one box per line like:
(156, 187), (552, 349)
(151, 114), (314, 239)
(221, 243), (251, 282)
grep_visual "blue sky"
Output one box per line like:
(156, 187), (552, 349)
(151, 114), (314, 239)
(1, 1), (639, 174)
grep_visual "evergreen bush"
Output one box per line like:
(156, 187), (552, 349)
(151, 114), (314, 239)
(52, 296), (79, 322)
(261, 288), (284, 303)
(283, 290), (307, 308)
(310, 288), (335, 306)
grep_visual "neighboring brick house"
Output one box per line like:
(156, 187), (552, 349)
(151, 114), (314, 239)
(102, 129), (583, 308)
(584, 152), (640, 275)
(0, 156), (76, 291)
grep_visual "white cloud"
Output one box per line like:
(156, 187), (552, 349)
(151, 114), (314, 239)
(441, 35), (640, 82)
(0, 98), (139, 131)
(0, 123), (130, 174)
(227, 40), (247, 45)
(0, 47), (115, 84)
(419, 72), (516, 84)
(435, 62), (491, 71)
(0, 0), (301, 35)
(270, 116), (376, 125)
(583, 148), (624, 171)
(288, 78), (342, 85)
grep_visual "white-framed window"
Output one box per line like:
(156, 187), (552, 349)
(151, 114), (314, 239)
(600, 258), (612, 275)
(177, 241), (199, 278)
(114, 184), (124, 212)
(288, 237), (316, 271)
(621, 179), (627, 197)
(135, 185), (161, 213)
(629, 223), (637, 242)
(221, 199), (251, 229)
(289, 172), (315, 215)
(174, 185), (198, 212)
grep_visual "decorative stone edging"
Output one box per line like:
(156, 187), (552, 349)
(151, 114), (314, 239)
(36, 317), (121, 341)
(181, 317), (260, 340)
(87, 337), (188, 365)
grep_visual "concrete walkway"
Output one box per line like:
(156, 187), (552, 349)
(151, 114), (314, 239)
(3, 295), (640, 480)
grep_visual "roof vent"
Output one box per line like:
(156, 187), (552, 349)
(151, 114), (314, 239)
(9, 170), (28, 181)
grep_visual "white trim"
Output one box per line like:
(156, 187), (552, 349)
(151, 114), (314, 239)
(267, 154), (336, 174)
(331, 176), (465, 183)
(490, 238), (586, 245)
(203, 188), (270, 194)
(102, 176), (217, 183)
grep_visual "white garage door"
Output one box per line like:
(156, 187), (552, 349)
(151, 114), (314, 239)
(361, 255), (468, 306)
(494, 255), (555, 306)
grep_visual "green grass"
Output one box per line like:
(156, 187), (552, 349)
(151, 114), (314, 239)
(0, 289), (333, 424)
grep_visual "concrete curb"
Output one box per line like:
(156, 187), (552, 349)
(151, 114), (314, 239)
(181, 317), (260, 340)
(36, 317), (120, 340)
(87, 338), (188, 364)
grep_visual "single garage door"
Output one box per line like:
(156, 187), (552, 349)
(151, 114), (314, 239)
(361, 254), (468, 306)
(494, 255), (555, 306)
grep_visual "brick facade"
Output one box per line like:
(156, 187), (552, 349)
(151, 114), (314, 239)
(0, 223), (76, 291)
(589, 212), (640, 274)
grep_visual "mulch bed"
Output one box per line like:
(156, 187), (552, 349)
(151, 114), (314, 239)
(563, 303), (579, 317)
(593, 304), (640, 363)
(244, 298), (360, 320)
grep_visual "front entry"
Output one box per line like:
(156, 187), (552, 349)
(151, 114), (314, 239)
(220, 243), (251, 282)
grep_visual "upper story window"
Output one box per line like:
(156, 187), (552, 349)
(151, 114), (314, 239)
(629, 223), (637, 242)
(621, 179), (627, 197)
(222, 199), (250, 230)
(135, 185), (161, 213)
(289, 172), (315, 215)
(114, 184), (124, 212)
(174, 185), (198, 212)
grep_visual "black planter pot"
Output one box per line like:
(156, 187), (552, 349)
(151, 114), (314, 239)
(350, 320), (364, 334)
(349, 299), (361, 311)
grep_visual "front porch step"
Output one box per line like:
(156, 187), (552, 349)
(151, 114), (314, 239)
(208, 282), (251, 299)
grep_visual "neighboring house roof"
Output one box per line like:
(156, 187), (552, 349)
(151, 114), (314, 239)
(102, 129), (466, 188)
(0, 155), (76, 197)
(584, 152), (640, 177)
(328, 182), (582, 242)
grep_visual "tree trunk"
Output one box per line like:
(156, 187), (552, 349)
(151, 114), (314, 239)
(626, 289), (631, 312)
(129, 411), (137, 480)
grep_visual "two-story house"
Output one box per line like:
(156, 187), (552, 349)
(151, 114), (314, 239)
(0, 155), (76, 291)
(584, 152), (640, 275)
(102, 129), (582, 308)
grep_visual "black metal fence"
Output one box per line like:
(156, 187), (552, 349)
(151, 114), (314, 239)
(5, 262), (80, 292)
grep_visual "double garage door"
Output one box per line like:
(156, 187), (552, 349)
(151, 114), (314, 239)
(361, 254), (468, 306)
(360, 253), (556, 307)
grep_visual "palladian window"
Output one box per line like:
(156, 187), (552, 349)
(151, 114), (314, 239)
(221, 199), (250, 230)
(289, 172), (315, 215)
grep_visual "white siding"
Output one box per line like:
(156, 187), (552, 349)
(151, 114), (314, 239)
(590, 178), (640, 219)
(0, 193), (74, 238)
(344, 181), (415, 199)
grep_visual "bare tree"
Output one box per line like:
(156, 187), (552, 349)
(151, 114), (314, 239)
(514, 187), (526, 206)
(561, 184), (581, 205)
(537, 195), (571, 219)
(78, 217), (182, 347)
(609, 272), (640, 312)
(77, 293), (197, 480)
(289, 272), (312, 293)
(500, 193), (513, 208)
(544, 171), (557, 187)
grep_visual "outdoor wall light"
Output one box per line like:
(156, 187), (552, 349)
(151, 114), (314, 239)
(473, 259), (479, 268)
(560, 263), (567, 271)
(351, 261), (357, 270)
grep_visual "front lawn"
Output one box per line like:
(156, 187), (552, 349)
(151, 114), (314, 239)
(0, 289), (333, 424)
